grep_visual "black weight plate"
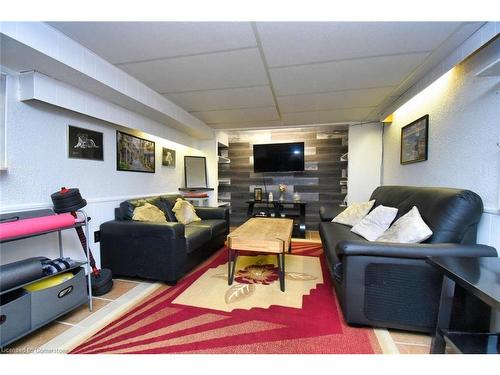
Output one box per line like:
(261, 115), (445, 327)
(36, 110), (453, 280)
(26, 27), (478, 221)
(53, 200), (87, 213)
(91, 268), (113, 288)
(52, 194), (83, 205)
(91, 280), (113, 296)
(50, 189), (81, 201)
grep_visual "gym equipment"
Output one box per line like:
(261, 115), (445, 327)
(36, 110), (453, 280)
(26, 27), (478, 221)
(0, 214), (75, 241)
(0, 257), (46, 292)
(51, 187), (113, 296)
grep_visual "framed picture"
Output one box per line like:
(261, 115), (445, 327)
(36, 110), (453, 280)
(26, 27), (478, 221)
(162, 148), (176, 167)
(401, 115), (429, 165)
(68, 125), (103, 161)
(254, 188), (263, 202)
(116, 131), (155, 173)
(184, 156), (208, 188)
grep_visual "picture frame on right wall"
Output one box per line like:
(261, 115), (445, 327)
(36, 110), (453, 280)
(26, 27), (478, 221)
(400, 114), (429, 165)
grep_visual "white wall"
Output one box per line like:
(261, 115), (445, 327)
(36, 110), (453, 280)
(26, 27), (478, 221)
(347, 122), (382, 204)
(382, 38), (500, 249)
(0, 74), (217, 266)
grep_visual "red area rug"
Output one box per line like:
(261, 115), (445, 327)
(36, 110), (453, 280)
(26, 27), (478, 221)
(71, 242), (381, 354)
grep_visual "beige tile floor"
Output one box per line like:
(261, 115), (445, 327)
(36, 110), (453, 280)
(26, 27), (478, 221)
(3, 230), (435, 354)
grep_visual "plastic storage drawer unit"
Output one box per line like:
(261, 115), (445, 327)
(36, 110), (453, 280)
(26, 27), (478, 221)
(30, 267), (88, 329)
(0, 290), (31, 347)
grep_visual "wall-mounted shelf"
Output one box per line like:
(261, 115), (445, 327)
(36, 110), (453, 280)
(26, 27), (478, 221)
(218, 156), (230, 164)
(217, 142), (231, 211)
(178, 188), (214, 192)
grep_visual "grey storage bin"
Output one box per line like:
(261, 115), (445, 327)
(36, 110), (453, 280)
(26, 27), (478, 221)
(0, 289), (31, 346)
(30, 267), (87, 329)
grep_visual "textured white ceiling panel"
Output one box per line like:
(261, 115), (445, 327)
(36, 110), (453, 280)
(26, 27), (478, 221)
(120, 48), (269, 93)
(256, 22), (461, 67)
(277, 86), (396, 113)
(42, 21), (486, 130)
(191, 106), (280, 124)
(164, 86), (275, 111)
(210, 120), (284, 129)
(270, 52), (429, 96)
(281, 107), (375, 124)
(48, 22), (257, 64)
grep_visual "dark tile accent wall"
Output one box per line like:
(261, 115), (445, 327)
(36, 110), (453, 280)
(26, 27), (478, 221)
(219, 127), (348, 230)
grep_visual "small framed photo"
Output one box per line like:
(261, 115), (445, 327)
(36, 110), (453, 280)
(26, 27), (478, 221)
(401, 115), (429, 165)
(162, 148), (176, 167)
(116, 131), (155, 173)
(68, 125), (103, 161)
(254, 188), (263, 202)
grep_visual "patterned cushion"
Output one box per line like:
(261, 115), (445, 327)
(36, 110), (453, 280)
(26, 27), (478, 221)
(332, 200), (375, 227)
(351, 205), (398, 241)
(132, 203), (167, 223)
(172, 198), (201, 225)
(377, 206), (433, 243)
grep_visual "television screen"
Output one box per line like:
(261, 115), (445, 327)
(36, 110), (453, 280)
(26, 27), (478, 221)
(253, 142), (305, 173)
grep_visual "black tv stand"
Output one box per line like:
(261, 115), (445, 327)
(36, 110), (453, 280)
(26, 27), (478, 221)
(246, 200), (306, 238)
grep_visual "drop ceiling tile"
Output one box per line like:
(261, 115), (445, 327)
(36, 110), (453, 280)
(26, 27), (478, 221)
(277, 86), (396, 113)
(281, 107), (374, 124)
(270, 52), (429, 96)
(164, 86), (275, 112)
(48, 22), (256, 64)
(256, 22), (461, 67)
(191, 106), (279, 124)
(120, 48), (268, 93)
(210, 120), (284, 129)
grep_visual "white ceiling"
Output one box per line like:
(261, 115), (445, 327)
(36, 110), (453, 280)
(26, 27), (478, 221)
(47, 22), (484, 129)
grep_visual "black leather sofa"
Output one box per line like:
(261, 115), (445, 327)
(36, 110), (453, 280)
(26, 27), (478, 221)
(319, 186), (497, 333)
(100, 194), (229, 285)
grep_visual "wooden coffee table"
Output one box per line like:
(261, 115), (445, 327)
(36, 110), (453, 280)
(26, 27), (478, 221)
(227, 217), (293, 292)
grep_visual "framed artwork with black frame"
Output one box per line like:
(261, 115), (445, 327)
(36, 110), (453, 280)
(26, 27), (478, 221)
(254, 188), (263, 202)
(184, 156), (208, 188)
(116, 130), (155, 173)
(401, 114), (429, 165)
(162, 147), (176, 167)
(68, 125), (103, 161)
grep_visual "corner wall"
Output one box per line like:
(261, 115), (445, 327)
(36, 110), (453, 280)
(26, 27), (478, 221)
(382, 38), (500, 249)
(347, 122), (382, 204)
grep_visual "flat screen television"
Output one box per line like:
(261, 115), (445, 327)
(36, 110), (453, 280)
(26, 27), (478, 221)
(253, 142), (305, 173)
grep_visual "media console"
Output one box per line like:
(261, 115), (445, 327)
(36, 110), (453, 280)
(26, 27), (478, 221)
(246, 200), (306, 238)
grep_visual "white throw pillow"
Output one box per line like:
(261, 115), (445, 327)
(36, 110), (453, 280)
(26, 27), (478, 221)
(132, 203), (167, 223)
(377, 206), (433, 243)
(172, 198), (201, 225)
(332, 200), (375, 227)
(351, 205), (398, 241)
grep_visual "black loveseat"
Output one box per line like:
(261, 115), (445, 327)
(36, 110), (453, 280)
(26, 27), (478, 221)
(319, 186), (497, 333)
(100, 194), (229, 285)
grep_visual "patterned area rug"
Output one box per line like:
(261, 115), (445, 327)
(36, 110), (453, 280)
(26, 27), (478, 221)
(71, 242), (381, 354)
